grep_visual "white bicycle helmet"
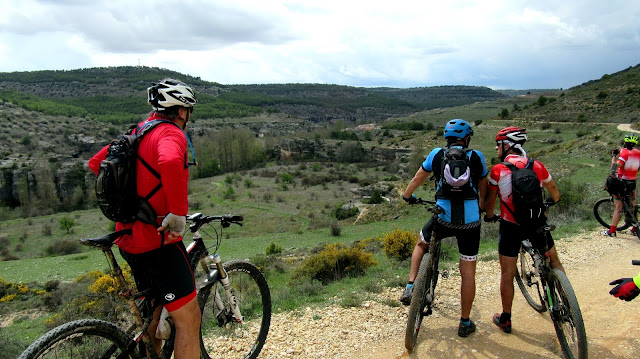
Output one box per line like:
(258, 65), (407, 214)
(147, 78), (196, 111)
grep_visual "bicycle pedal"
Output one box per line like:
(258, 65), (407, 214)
(422, 307), (433, 316)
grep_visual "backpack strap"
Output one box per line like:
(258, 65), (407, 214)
(132, 120), (184, 224)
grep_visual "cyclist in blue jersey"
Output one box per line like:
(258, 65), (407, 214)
(400, 119), (488, 338)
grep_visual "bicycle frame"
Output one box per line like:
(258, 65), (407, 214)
(520, 239), (554, 308)
(78, 213), (247, 358)
(520, 236), (576, 325)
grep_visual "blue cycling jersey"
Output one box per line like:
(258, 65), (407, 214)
(422, 147), (488, 226)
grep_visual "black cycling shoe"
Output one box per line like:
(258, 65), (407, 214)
(458, 320), (476, 337)
(493, 313), (512, 333)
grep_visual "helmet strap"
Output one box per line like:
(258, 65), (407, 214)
(500, 142), (509, 161)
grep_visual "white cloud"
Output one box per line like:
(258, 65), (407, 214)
(0, 0), (639, 89)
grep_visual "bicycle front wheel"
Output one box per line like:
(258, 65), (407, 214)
(593, 197), (631, 231)
(18, 319), (135, 359)
(515, 248), (546, 313)
(404, 251), (436, 353)
(548, 269), (588, 359)
(199, 260), (271, 359)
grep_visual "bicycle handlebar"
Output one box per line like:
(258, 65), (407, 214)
(413, 198), (436, 205)
(187, 213), (243, 232)
(408, 197), (443, 214)
(632, 260), (640, 266)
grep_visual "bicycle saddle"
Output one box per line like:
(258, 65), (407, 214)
(80, 229), (132, 249)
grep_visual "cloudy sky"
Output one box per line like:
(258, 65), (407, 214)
(0, 0), (638, 89)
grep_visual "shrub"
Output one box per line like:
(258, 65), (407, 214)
(366, 190), (384, 204)
(383, 228), (418, 261)
(223, 186), (235, 200)
(335, 205), (359, 220)
(265, 242), (282, 256)
(42, 223), (52, 236)
(58, 216), (75, 233)
(295, 243), (376, 284)
(330, 222), (341, 236)
(45, 240), (81, 256)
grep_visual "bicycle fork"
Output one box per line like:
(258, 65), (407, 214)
(189, 229), (245, 326)
(208, 253), (244, 324)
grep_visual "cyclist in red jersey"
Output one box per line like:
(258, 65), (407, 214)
(602, 134), (640, 237)
(484, 127), (565, 333)
(88, 79), (200, 358)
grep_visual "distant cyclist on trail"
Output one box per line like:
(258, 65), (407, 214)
(483, 127), (565, 334)
(602, 134), (640, 237)
(400, 119), (488, 338)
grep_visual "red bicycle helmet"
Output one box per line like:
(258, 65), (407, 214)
(496, 127), (527, 144)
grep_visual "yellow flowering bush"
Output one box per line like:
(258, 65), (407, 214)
(383, 228), (418, 261)
(0, 293), (17, 302)
(295, 243), (376, 284)
(89, 275), (117, 294)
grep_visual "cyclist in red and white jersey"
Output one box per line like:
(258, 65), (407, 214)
(484, 127), (565, 334)
(602, 134), (640, 237)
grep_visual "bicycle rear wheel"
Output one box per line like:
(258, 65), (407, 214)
(548, 269), (588, 359)
(199, 260), (271, 359)
(593, 197), (631, 231)
(18, 319), (135, 359)
(515, 248), (546, 313)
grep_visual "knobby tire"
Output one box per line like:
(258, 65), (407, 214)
(404, 252), (431, 352)
(198, 260), (271, 359)
(515, 248), (546, 313)
(593, 197), (632, 231)
(548, 269), (588, 359)
(17, 319), (135, 359)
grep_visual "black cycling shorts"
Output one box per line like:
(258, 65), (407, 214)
(120, 241), (196, 312)
(420, 217), (481, 261)
(498, 220), (555, 258)
(624, 179), (636, 198)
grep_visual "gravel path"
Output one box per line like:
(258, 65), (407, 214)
(221, 228), (640, 358)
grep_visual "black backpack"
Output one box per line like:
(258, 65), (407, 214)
(502, 158), (546, 228)
(605, 174), (627, 196)
(437, 147), (474, 199)
(95, 120), (180, 224)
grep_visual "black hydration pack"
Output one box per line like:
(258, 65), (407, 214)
(95, 120), (180, 224)
(502, 158), (546, 228)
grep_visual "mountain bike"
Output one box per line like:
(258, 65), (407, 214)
(593, 191), (640, 239)
(514, 221), (588, 359)
(18, 213), (271, 359)
(404, 198), (443, 353)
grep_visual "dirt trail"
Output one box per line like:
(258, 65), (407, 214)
(351, 230), (640, 359)
(218, 228), (640, 359)
(617, 123), (640, 134)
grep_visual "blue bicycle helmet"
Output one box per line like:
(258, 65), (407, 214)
(443, 119), (473, 139)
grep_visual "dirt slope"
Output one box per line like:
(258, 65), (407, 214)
(252, 229), (640, 359)
(353, 230), (640, 359)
